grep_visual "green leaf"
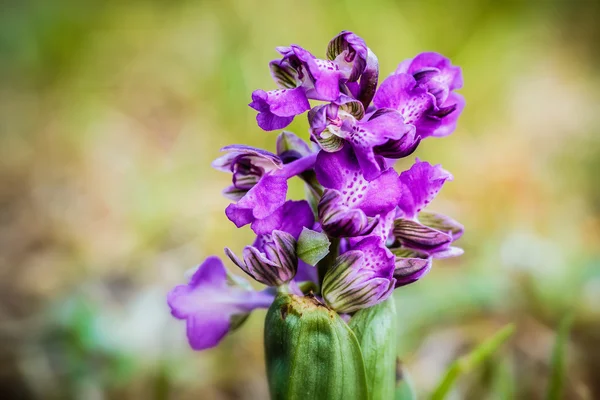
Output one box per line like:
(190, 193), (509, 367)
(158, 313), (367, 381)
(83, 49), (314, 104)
(264, 294), (368, 400)
(297, 227), (330, 265)
(430, 323), (515, 400)
(349, 298), (398, 400)
(395, 361), (417, 400)
(546, 314), (573, 400)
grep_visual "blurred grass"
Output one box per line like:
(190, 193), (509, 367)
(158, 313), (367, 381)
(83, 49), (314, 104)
(1, 0), (599, 399)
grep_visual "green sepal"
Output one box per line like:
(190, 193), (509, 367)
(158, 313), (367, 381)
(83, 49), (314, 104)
(349, 298), (398, 400)
(297, 227), (330, 266)
(265, 294), (369, 400)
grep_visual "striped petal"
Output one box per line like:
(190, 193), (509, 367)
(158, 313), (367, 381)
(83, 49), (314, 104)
(393, 218), (452, 252)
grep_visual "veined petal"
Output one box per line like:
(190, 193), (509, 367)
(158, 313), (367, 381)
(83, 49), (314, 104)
(276, 131), (313, 163)
(393, 218), (452, 252)
(322, 237), (395, 313)
(318, 189), (379, 237)
(327, 31), (368, 82)
(213, 145), (283, 172)
(225, 230), (298, 286)
(269, 59), (300, 89)
(390, 247), (433, 287)
(418, 211), (464, 240)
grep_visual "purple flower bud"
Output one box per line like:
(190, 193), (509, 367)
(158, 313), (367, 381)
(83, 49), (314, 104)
(326, 31), (379, 108)
(322, 237), (395, 313)
(392, 218), (453, 253)
(225, 230), (298, 286)
(390, 248), (433, 287)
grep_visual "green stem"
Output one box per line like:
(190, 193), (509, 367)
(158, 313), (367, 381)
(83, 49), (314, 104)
(317, 237), (340, 291)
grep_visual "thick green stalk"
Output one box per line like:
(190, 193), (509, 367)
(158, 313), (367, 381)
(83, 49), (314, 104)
(349, 298), (398, 400)
(264, 293), (368, 400)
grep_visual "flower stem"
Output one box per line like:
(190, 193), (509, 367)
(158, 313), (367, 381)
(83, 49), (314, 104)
(317, 236), (340, 290)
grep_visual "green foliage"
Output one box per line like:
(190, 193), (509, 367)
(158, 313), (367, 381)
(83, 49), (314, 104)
(546, 314), (574, 400)
(430, 324), (516, 400)
(297, 228), (331, 266)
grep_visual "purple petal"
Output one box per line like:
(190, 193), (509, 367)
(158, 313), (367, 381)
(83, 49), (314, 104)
(374, 73), (435, 126)
(397, 159), (453, 218)
(393, 256), (432, 287)
(225, 204), (255, 228)
(318, 189), (379, 237)
(315, 146), (401, 216)
(393, 218), (452, 253)
(397, 52), (463, 93)
(167, 257), (275, 350)
(251, 200), (314, 238)
(322, 238), (395, 313)
(276, 131), (313, 162)
(431, 246), (464, 259)
(249, 88), (310, 131)
(327, 31), (368, 82)
(351, 236), (395, 274)
(429, 92), (465, 138)
(236, 175), (288, 220)
(213, 145), (283, 172)
(186, 311), (231, 350)
(295, 259), (318, 283)
(418, 211), (464, 241)
(306, 58), (342, 101)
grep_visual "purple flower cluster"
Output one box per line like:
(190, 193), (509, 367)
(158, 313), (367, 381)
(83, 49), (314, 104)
(168, 31), (464, 350)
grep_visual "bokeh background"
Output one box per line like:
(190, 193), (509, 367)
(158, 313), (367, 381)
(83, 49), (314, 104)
(1, 0), (599, 398)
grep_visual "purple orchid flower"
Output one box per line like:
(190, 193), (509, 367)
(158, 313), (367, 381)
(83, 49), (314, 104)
(373, 52), (464, 139)
(322, 236), (396, 313)
(213, 145), (317, 230)
(309, 99), (417, 181)
(167, 256), (274, 350)
(315, 145), (402, 237)
(251, 31), (382, 132)
(391, 159), (464, 256)
(251, 45), (344, 131)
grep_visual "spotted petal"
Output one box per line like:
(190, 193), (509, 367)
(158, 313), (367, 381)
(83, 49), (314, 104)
(397, 159), (453, 219)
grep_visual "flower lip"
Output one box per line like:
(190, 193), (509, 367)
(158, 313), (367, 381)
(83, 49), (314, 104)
(167, 256), (274, 350)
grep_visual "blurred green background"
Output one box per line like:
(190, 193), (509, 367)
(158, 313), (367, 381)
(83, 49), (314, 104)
(1, 0), (599, 398)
